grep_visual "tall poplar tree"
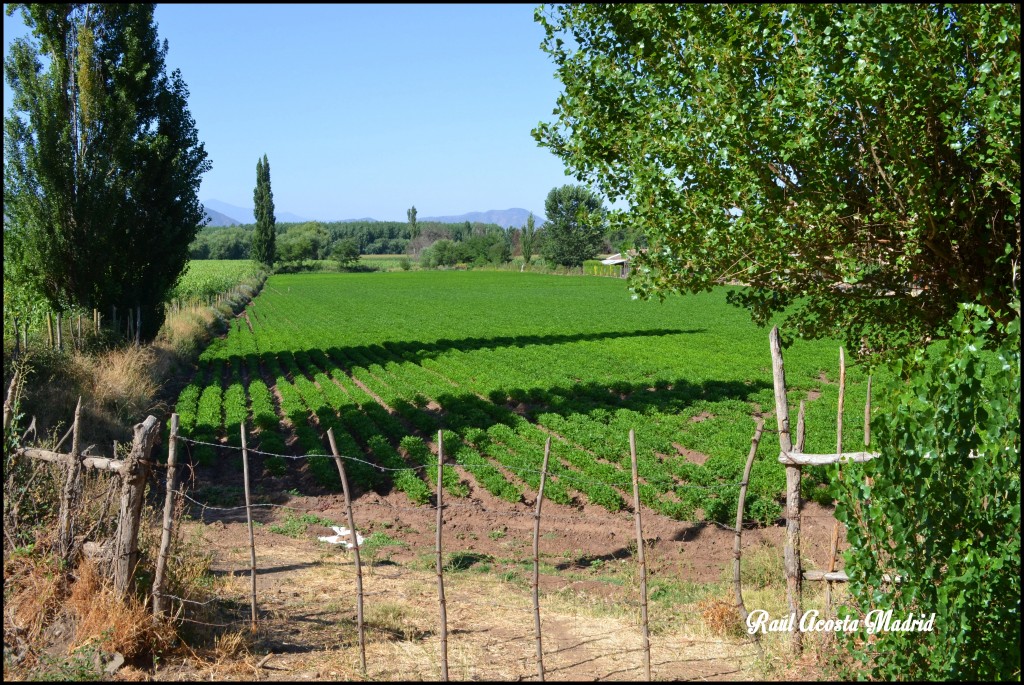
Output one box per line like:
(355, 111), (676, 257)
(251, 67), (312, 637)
(407, 205), (418, 239)
(4, 3), (211, 340)
(252, 154), (276, 266)
(520, 212), (537, 264)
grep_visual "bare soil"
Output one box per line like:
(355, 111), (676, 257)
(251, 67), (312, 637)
(148, 454), (842, 681)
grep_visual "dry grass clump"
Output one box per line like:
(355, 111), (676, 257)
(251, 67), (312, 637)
(365, 601), (430, 641)
(4, 549), (66, 644)
(66, 558), (173, 660)
(74, 346), (160, 425)
(697, 596), (745, 637)
(155, 306), (219, 360)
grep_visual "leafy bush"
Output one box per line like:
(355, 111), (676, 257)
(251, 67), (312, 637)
(835, 303), (1020, 680)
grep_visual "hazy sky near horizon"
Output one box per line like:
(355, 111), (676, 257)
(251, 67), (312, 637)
(3, 4), (576, 222)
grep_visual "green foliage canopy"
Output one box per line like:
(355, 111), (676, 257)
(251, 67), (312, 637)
(190, 226), (251, 260)
(540, 184), (607, 267)
(277, 222), (330, 266)
(520, 212), (538, 264)
(252, 154), (276, 266)
(4, 3), (211, 339)
(407, 205), (418, 239)
(835, 304), (1020, 679)
(332, 237), (360, 269)
(534, 4), (1021, 356)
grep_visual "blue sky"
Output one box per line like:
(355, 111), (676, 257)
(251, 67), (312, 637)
(3, 4), (575, 222)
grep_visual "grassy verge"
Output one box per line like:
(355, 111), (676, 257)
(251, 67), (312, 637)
(2, 265), (268, 680)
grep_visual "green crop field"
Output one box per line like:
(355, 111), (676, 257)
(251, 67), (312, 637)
(358, 254), (414, 270)
(170, 259), (267, 302)
(175, 270), (877, 525)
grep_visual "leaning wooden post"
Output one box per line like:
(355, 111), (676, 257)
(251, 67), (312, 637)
(629, 429), (652, 681)
(436, 430), (449, 681)
(327, 428), (366, 676)
(153, 414), (180, 619)
(240, 424), (258, 629)
(57, 397), (83, 563)
(532, 437), (551, 682)
(134, 306), (141, 347)
(796, 400), (806, 453)
(12, 316), (21, 359)
(769, 326), (801, 654)
(826, 348), (846, 614)
(3, 369), (21, 434)
(864, 375), (871, 447)
(111, 415), (160, 599)
(734, 419), (765, 632)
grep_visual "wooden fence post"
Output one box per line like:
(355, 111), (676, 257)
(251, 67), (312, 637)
(826, 348), (846, 614)
(796, 400), (806, 453)
(629, 429), (651, 681)
(436, 430), (449, 681)
(327, 428), (366, 676)
(153, 414), (179, 619)
(769, 326), (801, 654)
(57, 397), (83, 563)
(734, 419), (765, 627)
(241, 424), (258, 630)
(3, 369), (21, 434)
(111, 415), (160, 599)
(56, 311), (64, 351)
(864, 375), (871, 446)
(532, 437), (551, 682)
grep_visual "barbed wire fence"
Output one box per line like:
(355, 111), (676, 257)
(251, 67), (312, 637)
(142, 416), (794, 681)
(4, 320), (892, 679)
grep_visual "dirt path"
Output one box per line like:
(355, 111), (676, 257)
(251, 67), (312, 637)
(150, 477), (842, 681)
(155, 517), (760, 681)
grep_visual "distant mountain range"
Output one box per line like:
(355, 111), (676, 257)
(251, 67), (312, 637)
(421, 208), (544, 229)
(203, 199), (309, 225)
(203, 206), (241, 227)
(201, 201), (545, 230)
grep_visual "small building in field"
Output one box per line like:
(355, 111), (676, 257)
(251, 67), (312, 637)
(584, 252), (631, 278)
(600, 253), (630, 277)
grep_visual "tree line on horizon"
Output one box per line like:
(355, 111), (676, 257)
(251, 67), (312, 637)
(190, 182), (630, 270)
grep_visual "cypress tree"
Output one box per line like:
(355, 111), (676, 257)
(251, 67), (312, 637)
(252, 154), (276, 266)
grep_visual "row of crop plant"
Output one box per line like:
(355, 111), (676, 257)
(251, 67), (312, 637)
(173, 284), (842, 523)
